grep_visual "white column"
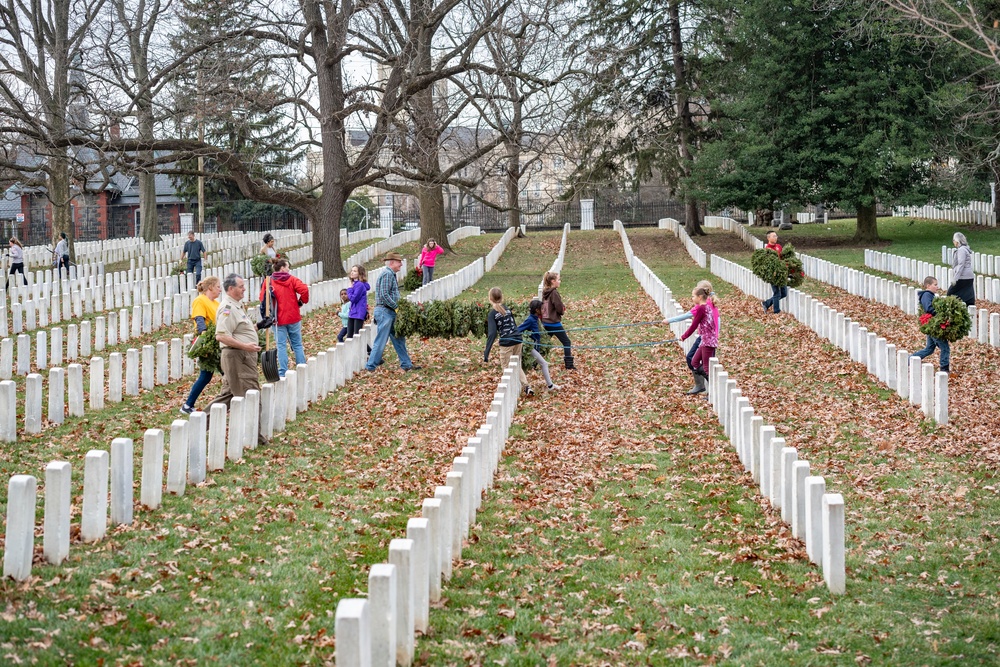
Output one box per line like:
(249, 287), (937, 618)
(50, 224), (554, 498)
(141, 428), (165, 509)
(0, 379), (15, 442)
(24, 373), (42, 434)
(48, 367), (65, 424)
(896, 349), (909, 398)
(446, 470), (466, 551)
(759, 426), (775, 498)
(155, 341), (168, 385)
(43, 461), (71, 565)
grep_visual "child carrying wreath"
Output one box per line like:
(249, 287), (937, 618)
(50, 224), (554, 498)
(913, 276), (972, 374)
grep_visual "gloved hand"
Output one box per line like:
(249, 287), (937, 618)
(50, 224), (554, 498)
(257, 316), (275, 330)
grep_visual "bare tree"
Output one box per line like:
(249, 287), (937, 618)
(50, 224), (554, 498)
(0, 0), (109, 256)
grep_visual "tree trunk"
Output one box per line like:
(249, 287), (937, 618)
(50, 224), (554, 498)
(506, 141), (522, 230)
(853, 202), (879, 243)
(418, 183), (447, 247)
(312, 190), (344, 277)
(668, 0), (703, 237)
(138, 172), (159, 241)
(49, 154), (74, 260)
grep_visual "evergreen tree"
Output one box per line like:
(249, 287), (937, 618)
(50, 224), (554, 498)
(691, 0), (951, 241)
(169, 0), (303, 230)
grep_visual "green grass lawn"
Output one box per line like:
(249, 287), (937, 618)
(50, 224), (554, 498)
(2, 227), (999, 665)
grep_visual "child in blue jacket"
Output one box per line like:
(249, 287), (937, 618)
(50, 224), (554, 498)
(515, 299), (560, 391)
(913, 276), (950, 372)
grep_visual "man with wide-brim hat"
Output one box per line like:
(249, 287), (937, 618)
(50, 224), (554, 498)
(365, 252), (419, 371)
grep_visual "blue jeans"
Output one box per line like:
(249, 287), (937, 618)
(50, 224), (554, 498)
(187, 259), (202, 283)
(763, 284), (788, 313)
(422, 265), (434, 285)
(914, 336), (950, 370)
(276, 320), (306, 377)
(184, 370), (214, 408)
(366, 306), (413, 370)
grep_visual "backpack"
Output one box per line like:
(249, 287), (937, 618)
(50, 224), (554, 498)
(495, 308), (518, 345)
(541, 297), (553, 322)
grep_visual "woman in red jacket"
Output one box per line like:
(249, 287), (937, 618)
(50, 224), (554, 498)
(260, 258), (310, 377)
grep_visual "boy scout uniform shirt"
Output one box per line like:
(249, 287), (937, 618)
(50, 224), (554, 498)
(216, 294), (258, 347)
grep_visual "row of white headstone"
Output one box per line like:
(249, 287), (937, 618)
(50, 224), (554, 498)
(15, 229), (310, 271)
(658, 217), (708, 268)
(537, 223), (570, 299)
(2, 317), (379, 581)
(0, 259), (324, 373)
(942, 244), (1000, 279)
(484, 226), (517, 273)
(708, 359), (846, 594)
(709, 255), (950, 425)
(334, 357), (522, 667)
(702, 216), (765, 250)
(343, 229), (421, 272)
(867, 248), (1000, 308)
(614, 223), (847, 592)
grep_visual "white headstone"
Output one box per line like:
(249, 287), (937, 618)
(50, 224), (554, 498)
(228, 397), (245, 461)
(110, 437), (134, 525)
(67, 363), (85, 417)
(405, 517), (430, 633)
(47, 367), (65, 424)
(141, 429), (164, 509)
(421, 498), (442, 602)
(188, 411), (208, 484)
(81, 450), (109, 542)
(3, 475), (37, 580)
(43, 461), (71, 565)
(24, 373), (42, 434)
(89, 357), (105, 410)
(805, 476), (826, 566)
(208, 403), (227, 471)
(109, 352), (122, 403)
(433, 486), (454, 580)
(368, 563), (397, 667)
(335, 598), (372, 667)
(387, 538), (415, 667)
(166, 419), (189, 496)
(822, 493), (846, 594)
(0, 380), (15, 442)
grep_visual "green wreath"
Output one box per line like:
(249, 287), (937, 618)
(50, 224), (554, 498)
(751, 243), (804, 288)
(919, 295), (972, 343)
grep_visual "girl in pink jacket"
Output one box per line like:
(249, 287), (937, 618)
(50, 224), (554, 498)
(418, 239), (445, 285)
